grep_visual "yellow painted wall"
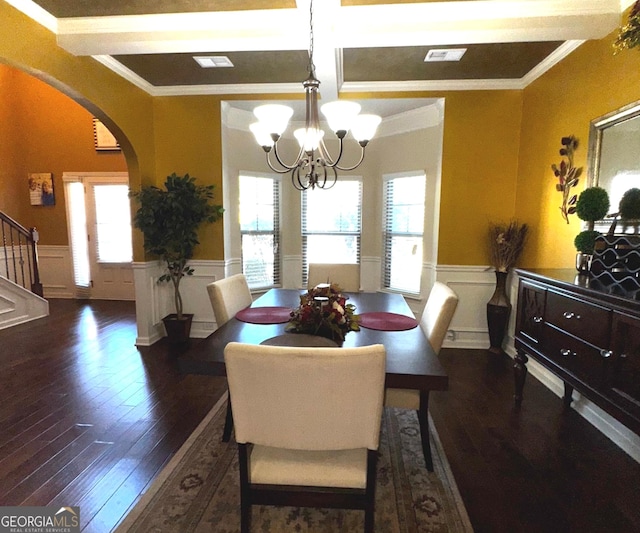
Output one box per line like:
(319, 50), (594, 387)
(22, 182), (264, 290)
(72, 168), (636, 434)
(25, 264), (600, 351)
(4, 0), (639, 268)
(152, 97), (227, 259)
(0, 64), (127, 245)
(0, 1), (154, 257)
(437, 91), (523, 265)
(517, 31), (640, 269)
(0, 63), (18, 215)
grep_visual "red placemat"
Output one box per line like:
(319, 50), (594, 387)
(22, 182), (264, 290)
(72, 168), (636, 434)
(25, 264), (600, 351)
(235, 306), (291, 324)
(358, 312), (418, 331)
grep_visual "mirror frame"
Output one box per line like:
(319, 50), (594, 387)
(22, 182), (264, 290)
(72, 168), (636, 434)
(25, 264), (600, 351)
(587, 99), (640, 229)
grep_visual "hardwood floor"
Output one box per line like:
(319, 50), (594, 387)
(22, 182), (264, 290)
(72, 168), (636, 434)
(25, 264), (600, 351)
(0, 299), (227, 532)
(430, 349), (640, 533)
(0, 299), (638, 532)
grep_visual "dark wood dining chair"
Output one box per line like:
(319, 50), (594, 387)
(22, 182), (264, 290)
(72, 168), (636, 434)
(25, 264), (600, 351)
(224, 342), (386, 533)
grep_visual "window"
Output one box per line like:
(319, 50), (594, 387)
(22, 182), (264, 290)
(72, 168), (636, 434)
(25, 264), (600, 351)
(302, 179), (362, 285)
(383, 173), (426, 294)
(239, 174), (280, 289)
(93, 184), (133, 263)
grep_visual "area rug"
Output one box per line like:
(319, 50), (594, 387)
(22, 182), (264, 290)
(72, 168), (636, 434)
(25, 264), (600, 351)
(116, 394), (473, 532)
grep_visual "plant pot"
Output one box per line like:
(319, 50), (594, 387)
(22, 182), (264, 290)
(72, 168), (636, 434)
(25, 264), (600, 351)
(162, 313), (193, 346)
(575, 252), (593, 273)
(486, 270), (511, 355)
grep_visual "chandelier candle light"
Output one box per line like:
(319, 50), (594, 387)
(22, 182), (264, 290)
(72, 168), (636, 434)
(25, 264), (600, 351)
(250, 0), (381, 190)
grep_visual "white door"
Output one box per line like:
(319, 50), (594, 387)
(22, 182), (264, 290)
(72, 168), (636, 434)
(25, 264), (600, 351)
(64, 173), (135, 301)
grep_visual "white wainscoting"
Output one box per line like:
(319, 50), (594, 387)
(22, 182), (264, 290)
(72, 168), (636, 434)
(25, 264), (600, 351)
(37, 245), (75, 299)
(133, 259), (227, 346)
(434, 265), (500, 350)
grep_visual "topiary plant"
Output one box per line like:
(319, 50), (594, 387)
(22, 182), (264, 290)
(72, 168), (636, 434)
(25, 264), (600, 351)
(619, 188), (640, 220)
(574, 230), (600, 254)
(576, 186), (610, 231)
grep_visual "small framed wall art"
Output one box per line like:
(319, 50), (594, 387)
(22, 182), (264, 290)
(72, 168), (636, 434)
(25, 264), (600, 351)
(28, 172), (55, 206)
(93, 118), (120, 151)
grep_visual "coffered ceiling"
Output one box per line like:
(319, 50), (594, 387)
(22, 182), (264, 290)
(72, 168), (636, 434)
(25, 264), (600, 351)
(6, 0), (631, 100)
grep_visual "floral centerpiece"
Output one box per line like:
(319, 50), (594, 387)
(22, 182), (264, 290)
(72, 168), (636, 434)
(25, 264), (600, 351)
(286, 283), (360, 343)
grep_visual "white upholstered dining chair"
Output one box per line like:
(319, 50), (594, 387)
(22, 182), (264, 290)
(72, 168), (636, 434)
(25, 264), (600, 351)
(307, 263), (360, 292)
(206, 273), (252, 328)
(224, 342), (386, 533)
(385, 281), (459, 470)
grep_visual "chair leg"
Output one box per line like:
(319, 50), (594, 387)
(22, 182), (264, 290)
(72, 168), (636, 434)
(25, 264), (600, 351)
(238, 443), (251, 533)
(418, 391), (434, 472)
(222, 399), (233, 442)
(364, 449), (377, 533)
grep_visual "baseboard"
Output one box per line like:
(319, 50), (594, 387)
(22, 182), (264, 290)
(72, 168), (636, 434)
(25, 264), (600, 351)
(504, 344), (640, 463)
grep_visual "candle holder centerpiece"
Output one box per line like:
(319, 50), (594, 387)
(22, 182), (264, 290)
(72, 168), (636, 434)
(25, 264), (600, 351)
(286, 283), (360, 344)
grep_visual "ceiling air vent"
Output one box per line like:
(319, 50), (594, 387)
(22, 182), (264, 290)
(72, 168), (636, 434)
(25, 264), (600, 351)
(424, 49), (467, 62)
(193, 56), (234, 68)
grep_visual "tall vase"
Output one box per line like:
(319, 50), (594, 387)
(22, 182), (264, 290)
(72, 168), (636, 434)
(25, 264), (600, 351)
(486, 270), (511, 354)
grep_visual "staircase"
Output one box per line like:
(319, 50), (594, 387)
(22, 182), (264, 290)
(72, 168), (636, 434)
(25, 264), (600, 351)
(0, 211), (48, 329)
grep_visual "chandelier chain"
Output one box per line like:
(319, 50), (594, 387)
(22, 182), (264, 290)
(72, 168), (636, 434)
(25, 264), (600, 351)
(307, 0), (315, 75)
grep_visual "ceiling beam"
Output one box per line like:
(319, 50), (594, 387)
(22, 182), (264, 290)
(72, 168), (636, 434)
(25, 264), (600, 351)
(54, 0), (622, 56)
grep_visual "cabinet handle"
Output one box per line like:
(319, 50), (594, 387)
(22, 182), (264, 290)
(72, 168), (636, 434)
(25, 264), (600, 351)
(533, 316), (543, 323)
(560, 349), (577, 357)
(620, 353), (628, 359)
(563, 311), (581, 320)
(600, 350), (613, 359)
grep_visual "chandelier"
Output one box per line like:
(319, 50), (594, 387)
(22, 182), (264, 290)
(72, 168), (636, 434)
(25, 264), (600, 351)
(249, 0), (381, 190)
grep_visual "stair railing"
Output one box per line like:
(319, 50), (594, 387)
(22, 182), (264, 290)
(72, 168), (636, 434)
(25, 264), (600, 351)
(0, 211), (43, 297)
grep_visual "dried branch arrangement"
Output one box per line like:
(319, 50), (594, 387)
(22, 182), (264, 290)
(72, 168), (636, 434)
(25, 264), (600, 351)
(488, 220), (529, 273)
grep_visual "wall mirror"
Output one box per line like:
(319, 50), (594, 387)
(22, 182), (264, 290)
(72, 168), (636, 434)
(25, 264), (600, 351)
(587, 99), (640, 231)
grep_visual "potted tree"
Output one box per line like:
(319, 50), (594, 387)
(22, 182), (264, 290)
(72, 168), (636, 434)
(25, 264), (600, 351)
(131, 173), (223, 344)
(574, 186), (609, 272)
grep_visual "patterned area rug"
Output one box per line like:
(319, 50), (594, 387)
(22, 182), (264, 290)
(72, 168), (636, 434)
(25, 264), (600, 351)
(116, 394), (473, 532)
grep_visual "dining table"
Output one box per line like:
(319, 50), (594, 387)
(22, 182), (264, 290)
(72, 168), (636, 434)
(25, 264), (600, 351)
(178, 288), (449, 470)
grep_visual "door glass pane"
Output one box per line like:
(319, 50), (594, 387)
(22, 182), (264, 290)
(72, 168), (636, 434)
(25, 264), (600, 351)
(94, 185), (133, 263)
(67, 181), (91, 288)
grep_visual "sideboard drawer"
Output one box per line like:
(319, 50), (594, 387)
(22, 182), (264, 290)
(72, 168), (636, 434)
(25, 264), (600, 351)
(514, 268), (640, 436)
(542, 324), (607, 387)
(545, 291), (611, 347)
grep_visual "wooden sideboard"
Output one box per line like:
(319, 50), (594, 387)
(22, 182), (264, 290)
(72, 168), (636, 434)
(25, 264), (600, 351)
(514, 269), (640, 436)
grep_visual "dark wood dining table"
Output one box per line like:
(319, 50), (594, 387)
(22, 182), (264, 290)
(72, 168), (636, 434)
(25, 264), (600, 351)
(178, 288), (448, 469)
